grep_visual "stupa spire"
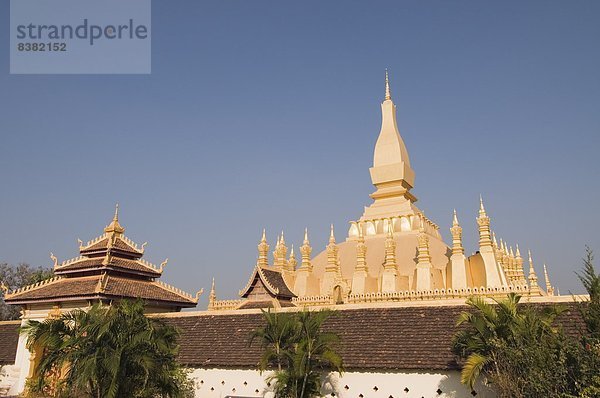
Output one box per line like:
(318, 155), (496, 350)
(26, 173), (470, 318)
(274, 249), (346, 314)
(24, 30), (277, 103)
(528, 250), (540, 294)
(362, 69), (417, 218)
(299, 228), (312, 272)
(385, 68), (391, 101)
(257, 229), (269, 268)
(543, 264), (554, 296)
(450, 209), (464, 255)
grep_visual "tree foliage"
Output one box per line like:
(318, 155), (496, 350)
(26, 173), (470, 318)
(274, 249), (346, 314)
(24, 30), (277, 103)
(0, 262), (54, 320)
(250, 309), (343, 398)
(22, 299), (194, 398)
(452, 248), (600, 398)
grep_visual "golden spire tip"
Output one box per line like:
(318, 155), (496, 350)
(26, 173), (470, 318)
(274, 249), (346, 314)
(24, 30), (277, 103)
(385, 69), (391, 101)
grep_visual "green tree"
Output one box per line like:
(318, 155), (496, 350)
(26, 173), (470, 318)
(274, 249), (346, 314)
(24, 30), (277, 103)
(250, 309), (298, 372)
(0, 263), (54, 320)
(251, 309), (343, 398)
(22, 299), (193, 398)
(452, 293), (564, 396)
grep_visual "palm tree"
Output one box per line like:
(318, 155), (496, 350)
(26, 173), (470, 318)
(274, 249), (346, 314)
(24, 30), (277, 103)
(22, 299), (191, 398)
(293, 310), (343, 398)
(452, 293), (562, 390)
(250, 309), (298, 372)
(252, 309), (343, 398)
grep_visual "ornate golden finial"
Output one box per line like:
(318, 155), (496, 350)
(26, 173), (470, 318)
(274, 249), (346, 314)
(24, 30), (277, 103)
(77, 238), (83, 249)
(386, 219), (394, 237)
(385, 69), (392, 101)
(288, 245), (297, 271)
(450, 210), (464, 255)
(300, 228), (313, 272)
(50, 252), (58, 267)
(355, 222), (368, 272)
(479, 194), (486, 216)
(492, 232), (498, 248)
(326, 224), (340, 274)
(515, 244), (521, 258)
(528, 250), (540, 294)
(384, 221), (397, 271)
(0, 281), (9, 295)
(477, 196), (492, 248)
(159, 258), (169, 272)
(104, 203), (125, 236)
(208, 278), (216, 308)
(257, 229), (270, 268)
(141, 242), (148, 252)
(194, 288), (204, 301)
(543, 264), (554, 296)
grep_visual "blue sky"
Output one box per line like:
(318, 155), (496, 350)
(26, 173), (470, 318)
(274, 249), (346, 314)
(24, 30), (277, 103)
(0, 1), (599, 306)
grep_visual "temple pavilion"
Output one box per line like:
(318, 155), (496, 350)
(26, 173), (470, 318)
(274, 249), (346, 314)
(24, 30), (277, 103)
(4, 205), (201, 313)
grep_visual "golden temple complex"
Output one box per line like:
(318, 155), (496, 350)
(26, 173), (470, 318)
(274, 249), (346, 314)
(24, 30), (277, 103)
(207, 71), (556, 311)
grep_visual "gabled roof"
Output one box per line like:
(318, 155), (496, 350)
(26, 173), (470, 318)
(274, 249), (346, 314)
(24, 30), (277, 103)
(239, 266), (296, 299)
(79, 234), (144, 258)
(54, 255), (161, 278)
(4, 274), (198, 307)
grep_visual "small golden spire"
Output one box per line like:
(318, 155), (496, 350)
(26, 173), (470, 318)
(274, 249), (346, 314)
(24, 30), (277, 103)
(209, 277), (216, 307)
(300, 228), (313, 272)
(452, 209), (459, 227)
(385, 69), (392, 101)
(450, 210), (464, 255)
(528, 250), (540, 294)
(479, 194), (486, 216)
(257, 229), (270, 268)
(515, 244), (521, 258)
(329, 224), (336, 244)
(288, 245), (297, 271)
(104, 203), (125, 236)
(543, 264), (554, 296)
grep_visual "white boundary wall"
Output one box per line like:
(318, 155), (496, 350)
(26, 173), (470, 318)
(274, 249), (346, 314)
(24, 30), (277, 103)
(188, 368), (496, 398)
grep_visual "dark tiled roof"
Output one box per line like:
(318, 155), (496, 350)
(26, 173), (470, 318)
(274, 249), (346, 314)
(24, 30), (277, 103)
(238, 300), (276, 309)
(0, 321), (20, 365)
(4, 277), (100, 302)
(103, 277), (197, 306)
(0, 302), (587, 369)
(164, 303), (585, 370)
(80, 236), (143, 257)
(4, 276), (196, 307)
(55, 256), (161, 277)
(260, 269), (296, 298)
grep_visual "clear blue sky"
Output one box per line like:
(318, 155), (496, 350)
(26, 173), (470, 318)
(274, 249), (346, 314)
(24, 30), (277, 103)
(1, 1), (599, 306)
